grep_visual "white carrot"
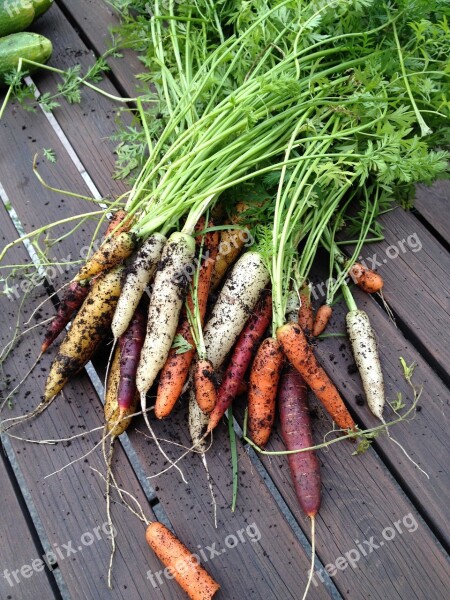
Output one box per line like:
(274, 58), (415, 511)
(202, 251), (270, 370)
(111, 233), (166, 339)
(346, 309), (385, 420)
(136, 231), (196, 399)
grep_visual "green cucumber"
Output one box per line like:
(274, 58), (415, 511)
(0, 1), (35, 37)
(0, 32), (52, 82)
(32, 0), (54, 19)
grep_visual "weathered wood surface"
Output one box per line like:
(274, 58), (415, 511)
(0, 2), (449, 600)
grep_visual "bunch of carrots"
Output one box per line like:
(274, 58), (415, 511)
(1, 1), (449, 598)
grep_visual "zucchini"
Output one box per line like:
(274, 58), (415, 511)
(0, 32), (52, 82)
(0, 2), (35, 37)
(32, 0), (54, 19)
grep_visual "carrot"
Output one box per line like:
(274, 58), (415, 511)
(73, 232), (135, 282)
(346, 309), (385, 420)
(117, 301), (147, 416)
(155, 227), (219, 419)
(207, 291), (272, 432)
(210, 228), (246, 291)
(247, 337), (284, 448)
(193, 359), (217, 414)
(41, 280), (90, 353)
(277, 323), (356, 431)
(104, 346), (138, 438)
(349, 262), (384, 294)
(104, 209), (134, 238)
(44, 266), (124, 402)
(298, 283), (313, 335)
(146, 522), (220, 600)
(312, 304), (333, 337)
(136, 230), (196, 443)
(278, 366), (321, 517)
(111, 233), (166, 339)
(278, 364), (321, 600)
(203, 252), (270, 371)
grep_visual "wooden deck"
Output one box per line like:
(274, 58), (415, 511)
(0, 3), (449, 599)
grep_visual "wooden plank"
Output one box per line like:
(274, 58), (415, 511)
(51, 0), (142, 94)
(32, 4), (130, 199)
(309, 282), (450, 547)
(0, 205), (187, 600)
(0, 453), (58, 600)
(126, 404), (332, 600)
(414, 180), (450, 244)
(343, 207), (450, 384)
(231, 281), (450, 597)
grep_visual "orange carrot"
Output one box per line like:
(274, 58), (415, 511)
(248, 337), (284, 448)
(210, 228), (246, 291)
(349, 262), (383, 294)
(298, 283), (313, 335)
(277, 323), (356, 431)
(193, 359), (217, 414)
(104, 209), (134, 238)
(155, 226), (219, 419)
(312, 304), (333, 337)
(146, 522), (220, 600)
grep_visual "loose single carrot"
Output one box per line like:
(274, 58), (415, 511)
(104, 346), (138, 438)
(104, 209), (134, 238)
(41, 280), (90, 353)
(146, 522), (220, 600)
(312, 304), (333, 337)
(117, 301), (147, 415)
(155, 227), (219, 419)
(73, 232), (135, 282)
(346, 309), (385, 420)
(210, 228), (246, 291)
(44, 266), (124, 402)
(248, 337), (284, 448)
(349, 262), (383, 294)
(277, 323), (356, 431)
(298, 283), (313, 335)
(278, 366), (321, 517)
(193, 359), (217, 414)
(207, 291), (272, 432)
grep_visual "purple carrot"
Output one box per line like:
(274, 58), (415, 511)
(278, 365), (321, 518)
(41, 281), (90, 353)
(207, 291), (272, 432)
(117, 302), (147, 414)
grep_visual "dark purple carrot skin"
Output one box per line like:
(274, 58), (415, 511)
(41, 281), (90, 353)
(118, 302), (147, 411)
(278, 365), (321, 517)
(207, 291), (272, 432)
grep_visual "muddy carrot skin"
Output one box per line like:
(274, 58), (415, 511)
(194, 359), (217, 414)
(349, 262), (383, 294)
(41, 280), (90, 353)
(104, 209), (134, 238)
(298, 284), (314, 336)
(146, 522), (220, 600)
(155, 226), (219, 419)
(208, 291), (272, 432)
(248, 337), (284, 448)
(277, 323), (356, 431)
